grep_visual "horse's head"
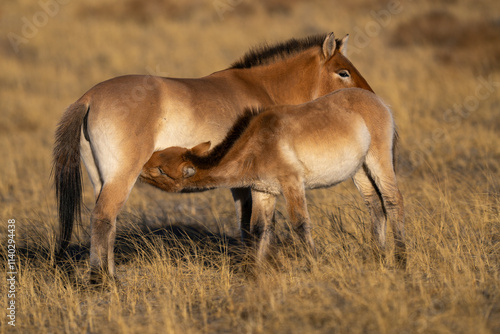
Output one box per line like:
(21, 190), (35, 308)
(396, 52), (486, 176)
(140, 142), (211, 192)
(316, 33), (373, 97)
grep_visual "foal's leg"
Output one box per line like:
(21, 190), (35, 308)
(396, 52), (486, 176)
(250, 190), (277, 264)
(280, 176), (317, 258)
(353, 169), (387, 257)
(364, 155), (406, 268)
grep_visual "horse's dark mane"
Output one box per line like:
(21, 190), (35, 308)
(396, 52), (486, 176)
(186, 107), (264, 168)
(231, 33), (341, 69)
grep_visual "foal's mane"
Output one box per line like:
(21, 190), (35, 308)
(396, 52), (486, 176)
(231, 33), (340, 69)
(186, 107), (264, 169)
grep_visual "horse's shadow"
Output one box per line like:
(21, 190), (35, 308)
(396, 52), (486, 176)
(113, 220), (244, 268)
(9, 207), (365, 282)
(11, 211), (245, 278)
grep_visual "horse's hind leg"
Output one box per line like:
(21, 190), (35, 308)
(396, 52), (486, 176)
(89, 172), (139, 284)
(363, 154), (406, 269)
(86, 139), (146, 284)
(80, 133), (102, 198)
(353, 169), (388, 259)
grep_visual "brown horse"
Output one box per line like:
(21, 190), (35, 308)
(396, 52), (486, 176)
(53, 33), (373, 282)
(142, 88), (405, 268)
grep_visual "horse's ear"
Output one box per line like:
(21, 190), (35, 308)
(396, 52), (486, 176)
(183, 165), (196, 178)
(322, 32), (337, 60)
(191, 141), (211, 155)
(339, 34), (349, 56)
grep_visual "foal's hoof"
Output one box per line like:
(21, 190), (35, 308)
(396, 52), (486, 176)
(395, 253), (407, 271)
(89, 271), (119, 289)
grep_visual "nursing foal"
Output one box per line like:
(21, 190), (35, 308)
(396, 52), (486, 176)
(141, 88), (405, 268)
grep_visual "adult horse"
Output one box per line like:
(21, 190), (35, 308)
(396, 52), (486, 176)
(53, 32), (373, 282)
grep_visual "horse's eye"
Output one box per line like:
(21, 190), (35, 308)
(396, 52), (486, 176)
(338, 70), (350, 78)
(158, 167), (175, 180)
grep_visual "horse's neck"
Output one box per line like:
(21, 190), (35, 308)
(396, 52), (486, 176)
(218, 49), (321, 106)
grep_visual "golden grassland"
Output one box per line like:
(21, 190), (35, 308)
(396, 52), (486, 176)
(1, 0), (500, 332)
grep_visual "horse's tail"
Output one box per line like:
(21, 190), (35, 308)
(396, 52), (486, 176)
(392, 129), (399, 173)
(52, 101), (89, 260)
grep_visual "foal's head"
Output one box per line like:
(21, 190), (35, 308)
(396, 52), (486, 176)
(316, 33), (374, 96)
(141, 142), (211, 192)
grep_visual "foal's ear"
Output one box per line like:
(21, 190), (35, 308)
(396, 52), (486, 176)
(183, 165), (196, 178)
(339, 34), (349, 56)
(322, 32), (337, 60)
(191, 141), (211, 155)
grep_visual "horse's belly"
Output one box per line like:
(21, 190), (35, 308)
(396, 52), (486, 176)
(300, 130), (370, 190)
(293, 118), (371, 190)
(153, 107), (231, 150)
(303, 150), (365, 189)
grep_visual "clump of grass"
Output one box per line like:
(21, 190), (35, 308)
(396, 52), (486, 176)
(77, 0), (209, 23)
(390, 10), (500, 72)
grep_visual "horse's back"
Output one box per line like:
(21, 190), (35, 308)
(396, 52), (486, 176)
(323, 88), (393, 130)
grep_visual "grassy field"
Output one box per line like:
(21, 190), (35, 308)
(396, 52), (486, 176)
(1, 0), (500, 332)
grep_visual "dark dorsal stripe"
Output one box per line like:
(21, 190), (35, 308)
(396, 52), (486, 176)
(231, 33), (335, 69)
(186, 107), (264, 169)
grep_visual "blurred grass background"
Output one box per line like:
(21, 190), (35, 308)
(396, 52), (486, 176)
(1, 0), (499, 333)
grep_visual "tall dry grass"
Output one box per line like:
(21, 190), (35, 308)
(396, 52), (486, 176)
(1, 0), (499, 333)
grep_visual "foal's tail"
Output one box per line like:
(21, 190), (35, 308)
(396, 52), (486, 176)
(52, 101), (89, 260)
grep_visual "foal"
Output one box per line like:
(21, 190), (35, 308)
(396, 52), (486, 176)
(141, 88), (405, 267)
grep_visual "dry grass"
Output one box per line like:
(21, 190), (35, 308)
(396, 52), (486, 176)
(1, 0), (500, 333)
(390, 10), (500, 73)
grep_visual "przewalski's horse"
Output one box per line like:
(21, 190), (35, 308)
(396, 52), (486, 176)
(53, 33), (374, 282)
(141, 88), (405, 268)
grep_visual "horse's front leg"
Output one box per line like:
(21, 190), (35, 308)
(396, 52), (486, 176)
(280, 175), (317, 259)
